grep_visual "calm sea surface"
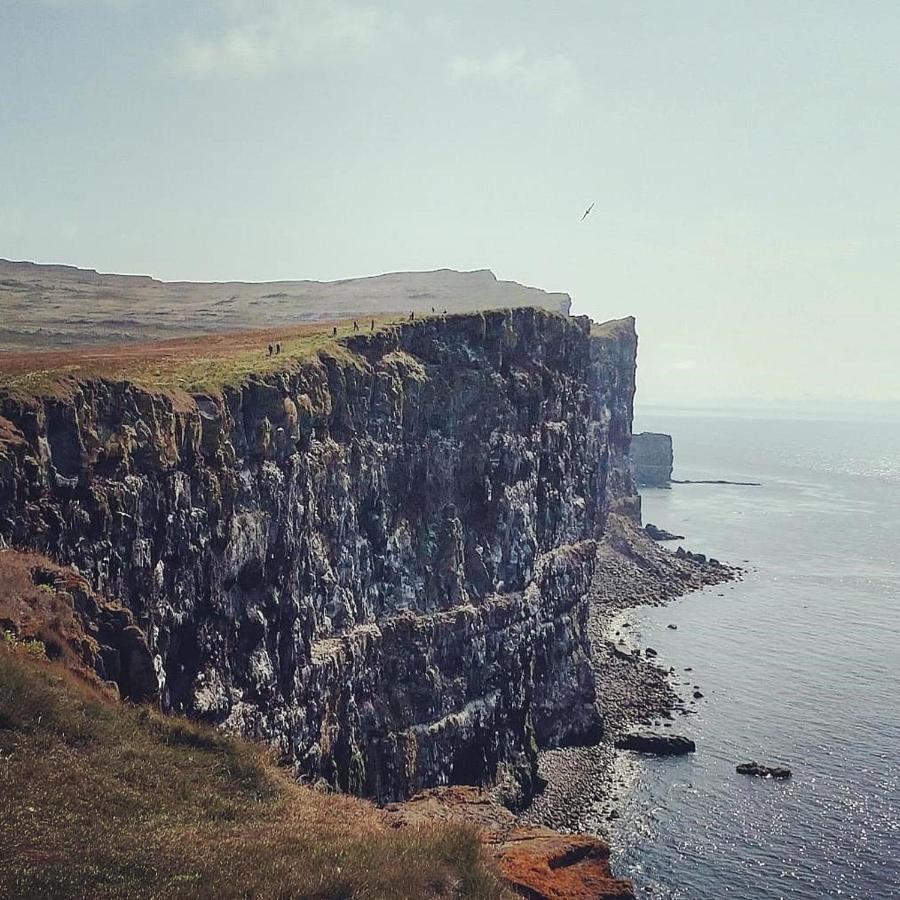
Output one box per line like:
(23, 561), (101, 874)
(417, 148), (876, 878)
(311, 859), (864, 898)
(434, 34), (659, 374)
(602, 414), (900, 899)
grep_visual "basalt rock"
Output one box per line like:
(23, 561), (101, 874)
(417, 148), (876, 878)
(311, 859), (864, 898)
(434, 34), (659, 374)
(0, 308), (639, 804)
(736, 761), (792, 779)
(614, 731), (696, 755)
(630, 432), (673, 488)
(645, 523), (684, 541)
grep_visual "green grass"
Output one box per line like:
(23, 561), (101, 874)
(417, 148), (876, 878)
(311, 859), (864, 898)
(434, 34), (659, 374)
(0, 645), (506, 899)
(144, 332), (380, 395)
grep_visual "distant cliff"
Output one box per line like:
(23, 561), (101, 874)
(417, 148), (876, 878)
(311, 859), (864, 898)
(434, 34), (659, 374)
(0, 308), (637, 806)
(631, 431), (673, 488)
(0, 261), (571, 351)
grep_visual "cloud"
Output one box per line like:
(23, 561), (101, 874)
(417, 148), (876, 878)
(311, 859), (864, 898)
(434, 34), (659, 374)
(448, 48), (580, 112)
(168, 0), (383, 77)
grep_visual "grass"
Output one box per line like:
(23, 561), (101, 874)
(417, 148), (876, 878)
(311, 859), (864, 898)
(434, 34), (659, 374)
(0, 644), (506, 899)
(0, 318), (395, 399)
(0, 550), (104, 680)
(0, 323), (366, 396)
(0, 307), (573, 401)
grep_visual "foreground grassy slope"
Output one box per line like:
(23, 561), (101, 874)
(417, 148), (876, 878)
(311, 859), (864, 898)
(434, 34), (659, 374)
(0, 643), (505, 899)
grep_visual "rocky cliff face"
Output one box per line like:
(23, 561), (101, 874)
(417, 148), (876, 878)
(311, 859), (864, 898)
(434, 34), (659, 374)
(0, 308), (638, 804)
(630, 431), (674, 488)
(0, 547), (158, 702)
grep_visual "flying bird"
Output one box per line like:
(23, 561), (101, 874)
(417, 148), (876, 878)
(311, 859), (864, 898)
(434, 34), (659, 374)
(580, 201), (595, 221)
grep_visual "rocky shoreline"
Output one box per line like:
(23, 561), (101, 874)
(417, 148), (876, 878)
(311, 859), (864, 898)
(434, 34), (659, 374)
(390, 516), (741, 897)
(520, 515), (740, 834)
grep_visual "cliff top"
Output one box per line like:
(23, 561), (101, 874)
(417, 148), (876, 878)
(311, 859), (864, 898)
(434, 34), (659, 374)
(0, 308), (629, 401)
(0, 317), (366, 399)
(590, 315), (636, 340)
(0, 260), (571, 351)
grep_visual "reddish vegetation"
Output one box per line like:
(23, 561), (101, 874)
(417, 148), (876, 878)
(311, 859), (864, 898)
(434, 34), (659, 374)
(0, 320), (353, 382)
(384, 787), (636, 899)
(0, 549), (157, 701)
(0, 550), (109, 677)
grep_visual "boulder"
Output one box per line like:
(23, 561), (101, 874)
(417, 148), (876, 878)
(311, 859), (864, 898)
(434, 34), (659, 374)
(736, 761), (791, 779)
(614, 732), (696, 755)
(645, 523), (685, 542)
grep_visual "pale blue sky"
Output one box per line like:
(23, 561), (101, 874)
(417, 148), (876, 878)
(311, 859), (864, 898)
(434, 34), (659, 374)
(2, 1), (898, 405)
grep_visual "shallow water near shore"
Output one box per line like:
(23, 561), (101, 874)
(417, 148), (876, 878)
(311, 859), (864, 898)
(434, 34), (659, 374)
(605, 414), (900, 899)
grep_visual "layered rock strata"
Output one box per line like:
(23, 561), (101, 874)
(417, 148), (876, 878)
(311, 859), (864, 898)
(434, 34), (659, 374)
(0, 308), (637, 803)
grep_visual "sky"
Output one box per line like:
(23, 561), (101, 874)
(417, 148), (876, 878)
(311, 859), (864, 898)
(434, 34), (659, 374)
(1, 0), (898, 408)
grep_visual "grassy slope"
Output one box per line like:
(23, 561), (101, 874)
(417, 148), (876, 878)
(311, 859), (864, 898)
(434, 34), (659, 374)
(0, 644), (505, 899)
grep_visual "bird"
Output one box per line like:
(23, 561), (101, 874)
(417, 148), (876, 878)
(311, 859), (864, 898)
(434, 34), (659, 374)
(580, 201), (595, 222)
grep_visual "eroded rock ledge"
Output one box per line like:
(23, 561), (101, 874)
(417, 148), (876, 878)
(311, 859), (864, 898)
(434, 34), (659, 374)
(0, 308), (638, 806)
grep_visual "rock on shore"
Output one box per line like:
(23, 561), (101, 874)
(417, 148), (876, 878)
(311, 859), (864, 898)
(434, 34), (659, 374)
(645, 522), (684, 541)
(384, 787), (636, 899)
(615, 731), (696, 755)
(520, 515), (739, 832)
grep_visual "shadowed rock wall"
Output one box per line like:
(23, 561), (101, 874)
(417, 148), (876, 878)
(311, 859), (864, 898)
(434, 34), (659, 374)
(0, 308), (637, 803)
(631, 431), (673, 488)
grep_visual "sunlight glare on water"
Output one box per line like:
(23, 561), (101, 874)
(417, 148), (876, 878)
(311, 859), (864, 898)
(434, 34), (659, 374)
(604, 415), (900, 899)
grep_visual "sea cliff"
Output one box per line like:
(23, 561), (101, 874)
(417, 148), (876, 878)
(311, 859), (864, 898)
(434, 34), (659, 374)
(630, 431), (674, 487)
(0, 308), (638, 809)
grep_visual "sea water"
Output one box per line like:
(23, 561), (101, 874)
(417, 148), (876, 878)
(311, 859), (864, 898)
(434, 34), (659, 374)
(602, 413), (900, 899)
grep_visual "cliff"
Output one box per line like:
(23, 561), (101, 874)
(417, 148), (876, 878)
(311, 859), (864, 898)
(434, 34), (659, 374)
(630, 431), (674, 487)
(0, 307), (638, 807)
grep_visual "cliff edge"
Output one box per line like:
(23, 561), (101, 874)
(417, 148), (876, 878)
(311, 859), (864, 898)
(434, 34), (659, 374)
(0, 261), (571, 350)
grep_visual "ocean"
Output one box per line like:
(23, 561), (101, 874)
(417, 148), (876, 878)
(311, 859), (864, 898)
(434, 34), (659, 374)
(602, 413), (900, 899)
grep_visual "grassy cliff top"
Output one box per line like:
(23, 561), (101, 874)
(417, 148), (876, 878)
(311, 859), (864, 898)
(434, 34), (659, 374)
(0, 308), (623, 401)
(589, 316), (636, 339)
(0, 318), (386, 399)
(0, 638), (504, 899)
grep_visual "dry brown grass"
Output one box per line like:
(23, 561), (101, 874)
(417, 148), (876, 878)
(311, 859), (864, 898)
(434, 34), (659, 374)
(0, 644), (506, 899)
(0, 313), (431, 399)
(0, 550), (106, 683)
(0, 320), (363, 398)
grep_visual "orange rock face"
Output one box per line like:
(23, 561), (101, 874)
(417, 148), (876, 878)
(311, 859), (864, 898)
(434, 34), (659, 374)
(493, 826), (635, 900)
(383, 787), (635, 900)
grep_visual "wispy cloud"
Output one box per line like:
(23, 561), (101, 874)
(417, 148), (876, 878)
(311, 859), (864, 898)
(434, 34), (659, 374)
(167, 0), (384, 77)
(448, 48), (581, 112)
